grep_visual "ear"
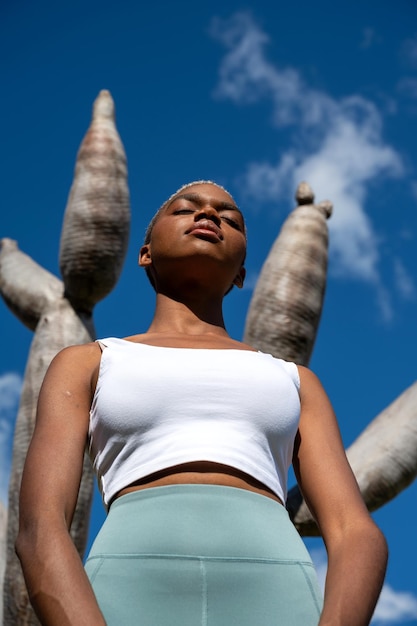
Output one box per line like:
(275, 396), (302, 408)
(232, 266), (246, 289)
(139, 244), (152, 267)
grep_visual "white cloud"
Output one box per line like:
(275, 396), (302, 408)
(293, 109), (402, 283)
(309, 547), (327, 592)
(211, 12), (335, 128)
(238, 153), (296, 206)
(393, 259), (415, 300)
(241, 268), (260, 291)
(411, 181), (417, 202)
(210, 12), (404, 317)
(373, 584), (417, 624)
(310, 547), (417, 625)
(360, 27), (380, 50)
(0, 372), (22, 505)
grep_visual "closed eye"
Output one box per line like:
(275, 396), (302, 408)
(173, 208), (194, 215)
(221, 216), (242, 230)
(172, 206), (243, 231)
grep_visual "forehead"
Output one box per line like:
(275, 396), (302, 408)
(168, 183), (236, 207)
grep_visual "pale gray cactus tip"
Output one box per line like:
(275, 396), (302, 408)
(295, 181), (314, 205)
(295, 182), (332, 219)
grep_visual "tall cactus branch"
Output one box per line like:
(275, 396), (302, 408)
(244, 181), (332, 365)
(1, 90), (130, 625)
(287, 380), (417, 535)
(245, 182), (417, 535)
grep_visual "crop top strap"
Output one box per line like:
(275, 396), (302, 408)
(96, 339), (109, 352)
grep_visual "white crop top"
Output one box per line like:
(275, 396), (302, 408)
(88, 337), (301, 508)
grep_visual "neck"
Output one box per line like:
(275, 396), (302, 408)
(146, 293), (228, 337)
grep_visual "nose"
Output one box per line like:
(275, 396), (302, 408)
(194, 205), (221, 226)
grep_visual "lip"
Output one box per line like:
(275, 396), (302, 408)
(186, 220), (223, 241)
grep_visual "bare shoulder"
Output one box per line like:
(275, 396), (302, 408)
(296, 364), (321, 381)
(42, 341), (102, 396)
(50, 341), (101, 366)
(296, 364), (328, 400)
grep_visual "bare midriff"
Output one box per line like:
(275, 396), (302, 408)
(112, 461), (283, 507)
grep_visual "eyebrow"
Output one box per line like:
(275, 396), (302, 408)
(168, 192), (243, 218)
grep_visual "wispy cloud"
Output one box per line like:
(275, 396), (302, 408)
(241, 268), (260, 292)
(393, 258), (415, 300)
(210, 12), (404, 318)
(0, 372), (22, 506)
(411, 181), (417, 203)
(309, 547), (327, 591)
(310, 547), (417, 625)
(397, 34), (417, 112)
(373, 584), (417, 624)
(360, 27), (380, 50)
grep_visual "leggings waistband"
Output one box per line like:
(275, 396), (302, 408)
(88, 484), (313, 563)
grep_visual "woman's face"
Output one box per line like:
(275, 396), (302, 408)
(140, 183), (247, 293)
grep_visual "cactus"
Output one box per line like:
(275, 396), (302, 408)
(243, 182), (417, 532)
(244, 181), (332, 365)
(0, 90), (130, 625)
(1, 91), (416, 624)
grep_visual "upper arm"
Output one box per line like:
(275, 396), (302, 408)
(19, 342), (101, 532)
(293, 366), (370, 543)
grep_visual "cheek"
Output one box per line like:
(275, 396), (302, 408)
(149, 221), (173, 250)
(232, 237), (247, 264)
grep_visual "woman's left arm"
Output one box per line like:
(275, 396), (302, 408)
(293, 366), (388, 626)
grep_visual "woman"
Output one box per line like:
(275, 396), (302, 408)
(16, 181), (387, 625)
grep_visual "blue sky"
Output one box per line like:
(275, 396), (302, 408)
(1, 1), (417, 623)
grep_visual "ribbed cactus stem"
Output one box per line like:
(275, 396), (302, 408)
(243, 182), (332, 365)
(93, 88), (115, 121)
(287, 379), (417, 535)
(59, 90), (130, 312)
(0, 239), (63, 331)
(2, 90), (131, 625)
(346, 380), (417, 509)
(4, 301), (96, 624)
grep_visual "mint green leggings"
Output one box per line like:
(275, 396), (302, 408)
(85, 485), (323, 625)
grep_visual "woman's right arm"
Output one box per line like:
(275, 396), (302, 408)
(16, 343), (107, 626)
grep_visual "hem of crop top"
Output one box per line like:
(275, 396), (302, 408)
(100, 451), (287, 509)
